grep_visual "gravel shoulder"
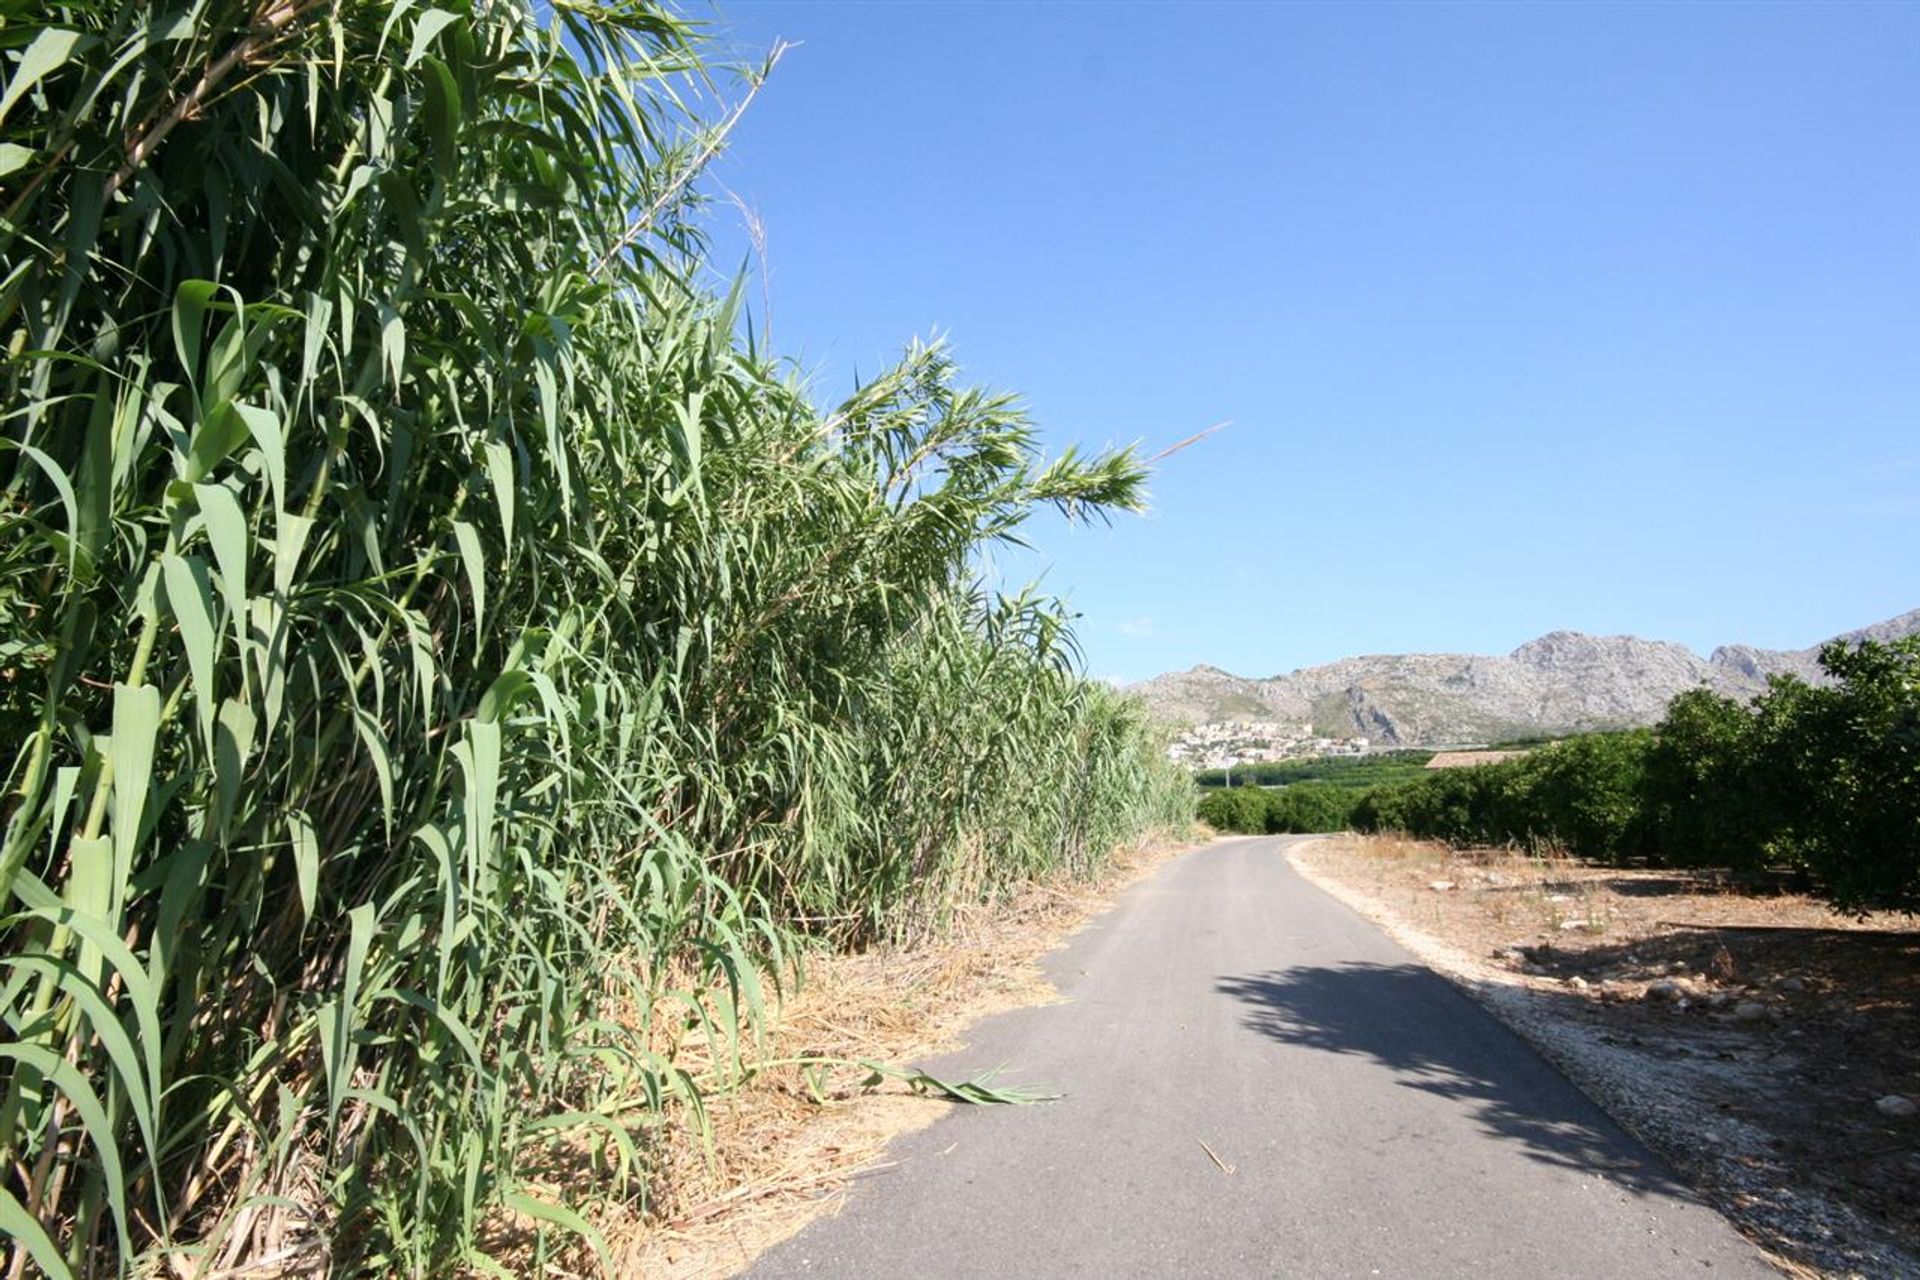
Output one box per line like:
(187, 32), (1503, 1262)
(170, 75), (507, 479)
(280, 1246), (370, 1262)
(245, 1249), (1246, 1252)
(1289, 835), (1920, 1279)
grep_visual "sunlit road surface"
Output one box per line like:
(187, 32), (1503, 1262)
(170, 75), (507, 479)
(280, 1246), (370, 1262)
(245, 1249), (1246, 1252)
(751, 836), (1775, 1280)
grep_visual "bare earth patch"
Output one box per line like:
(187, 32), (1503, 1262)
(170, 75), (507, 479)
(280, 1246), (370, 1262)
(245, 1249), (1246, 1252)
(1291, 834), (1920, 1279)
(600, 831), (1206, 1279)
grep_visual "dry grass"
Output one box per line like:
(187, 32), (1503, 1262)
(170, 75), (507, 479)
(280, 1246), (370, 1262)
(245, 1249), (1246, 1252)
(593, 830), (1206, 1279)
(1304, 833), (1900, 957)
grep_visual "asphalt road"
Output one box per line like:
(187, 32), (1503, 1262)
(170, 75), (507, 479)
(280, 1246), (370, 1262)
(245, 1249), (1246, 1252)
(750, 835), (1776, 1279)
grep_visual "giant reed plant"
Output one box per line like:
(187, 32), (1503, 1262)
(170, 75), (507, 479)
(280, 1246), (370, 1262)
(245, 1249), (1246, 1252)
(0, 2), (1191, 1274)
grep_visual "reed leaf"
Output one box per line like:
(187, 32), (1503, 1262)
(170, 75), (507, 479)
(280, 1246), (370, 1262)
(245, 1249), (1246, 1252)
(0, 2), (1192, 1273)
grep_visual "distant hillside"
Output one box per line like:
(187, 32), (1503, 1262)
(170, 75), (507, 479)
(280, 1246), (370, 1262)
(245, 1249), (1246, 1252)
(1125, 608), (1920, 745)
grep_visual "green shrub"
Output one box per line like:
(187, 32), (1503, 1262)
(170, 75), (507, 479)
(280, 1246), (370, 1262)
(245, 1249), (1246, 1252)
(1194, 751), (1433, 790)
(1350, 781), (1410, 834)
(1196, 781), (1358, 835)
(1353, 639), (1920, 911)
(1263, 782), (1360, 833)
(1517, 732), (1654, 860)
(1197, 785), (1269, 833)
(1643, 689), (1771, 870)
(1344, 733), (1650, 862)
(1760, 639), (1920, 911)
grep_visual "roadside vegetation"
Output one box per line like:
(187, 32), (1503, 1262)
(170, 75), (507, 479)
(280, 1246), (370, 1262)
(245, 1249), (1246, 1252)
(0, 5), (1191, 1276)
(1197, 782), (1361, 835)
(1196, 754), (1434, 836)
(1197, 638), (1918, 912)
(1346, 638), (1920, 912)
(1193, 751), (1433, 790)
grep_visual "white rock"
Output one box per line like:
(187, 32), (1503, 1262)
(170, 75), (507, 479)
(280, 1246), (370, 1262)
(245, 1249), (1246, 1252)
(1876, 1095), (1918, 1118)
(1428, 880), (1456, 892)
(1566, 976), (1590, 991)
(1129, 627), (1849, 736)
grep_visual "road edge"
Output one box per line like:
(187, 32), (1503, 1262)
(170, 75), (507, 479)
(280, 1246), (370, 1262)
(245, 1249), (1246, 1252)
(619, 832), (1218, 1279)
(1284, 837), (1808, 1279)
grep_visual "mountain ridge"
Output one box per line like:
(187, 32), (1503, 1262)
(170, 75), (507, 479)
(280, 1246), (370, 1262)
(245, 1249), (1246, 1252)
(1126, 607), (1920, 745)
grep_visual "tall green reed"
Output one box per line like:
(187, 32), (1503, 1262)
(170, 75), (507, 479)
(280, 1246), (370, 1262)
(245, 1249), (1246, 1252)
(0, 2), (1190, 1273)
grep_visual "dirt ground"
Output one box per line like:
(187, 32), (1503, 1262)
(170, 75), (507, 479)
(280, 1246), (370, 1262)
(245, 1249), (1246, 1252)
(1292, 834), (1920, 1279)
(589, 831), (1206, 1279)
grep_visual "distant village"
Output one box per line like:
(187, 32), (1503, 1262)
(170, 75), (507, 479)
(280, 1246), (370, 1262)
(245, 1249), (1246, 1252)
(1165, 720), (1373, 770)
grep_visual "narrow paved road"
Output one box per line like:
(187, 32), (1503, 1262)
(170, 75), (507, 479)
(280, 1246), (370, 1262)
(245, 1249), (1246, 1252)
(751, 836), (1775, 1279)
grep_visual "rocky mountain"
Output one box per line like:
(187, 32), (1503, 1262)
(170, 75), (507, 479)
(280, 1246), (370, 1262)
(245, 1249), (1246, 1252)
(1125, 607), (1920, 746)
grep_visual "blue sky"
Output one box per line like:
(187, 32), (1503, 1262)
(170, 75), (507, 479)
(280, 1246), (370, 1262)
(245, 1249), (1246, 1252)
(699, 2), (1919, 683)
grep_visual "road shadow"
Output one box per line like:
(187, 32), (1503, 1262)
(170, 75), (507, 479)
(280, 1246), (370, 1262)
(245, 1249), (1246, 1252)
(1481, 876), (1720, 900)
(1510, 924), (1920, 993)
(1215, 962), (1684, 1196)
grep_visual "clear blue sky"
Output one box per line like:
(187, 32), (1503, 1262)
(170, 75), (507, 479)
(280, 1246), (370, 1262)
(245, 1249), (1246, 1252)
(698, 2), (1919, 683)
